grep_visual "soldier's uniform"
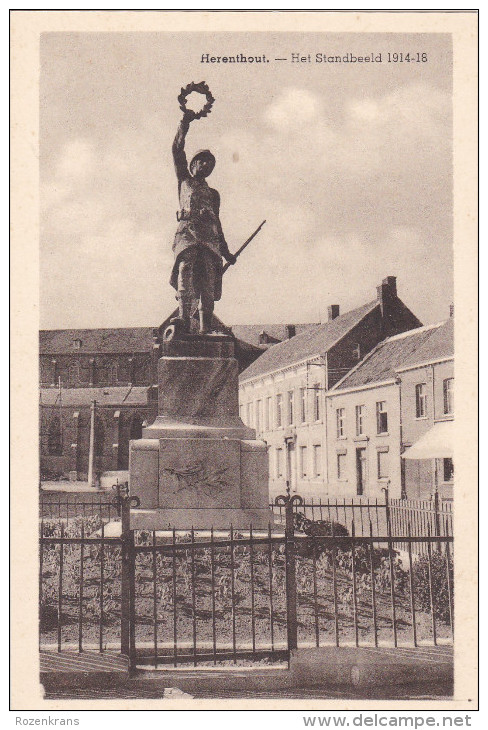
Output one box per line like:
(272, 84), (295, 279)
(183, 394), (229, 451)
(171, 123), (231, 333)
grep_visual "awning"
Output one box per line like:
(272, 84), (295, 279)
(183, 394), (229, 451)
(402, 420), (453, 460)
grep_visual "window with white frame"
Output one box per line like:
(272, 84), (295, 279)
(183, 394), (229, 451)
(355, 405), (365, 436)
(443, 378), (453, 415)
(246, 401), (253, 427)
(265, 396), (272, 431)
(336, 408), (345, 438)
(443, 457), (454, 482)
(276, 448), (284, 478)
(337, 452), (347, 480)
(300, 387), (307, 423)
(313, 384), (321, 421)
(313, 444), (322, 477)
(276, 394), (283, 427)
(376, 401), (388, 434)
(299, 445), (308, 478)
(255, 400), (262, 433)
(415, 384), (427, 418)
(287, 390), (294, 425)
(377, 449), (389, 479)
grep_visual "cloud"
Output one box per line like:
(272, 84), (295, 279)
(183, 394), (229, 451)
(264, 88), (322, 131)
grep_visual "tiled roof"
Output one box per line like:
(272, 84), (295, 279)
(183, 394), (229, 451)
(39, 328), (157, 354)
(230, 324), (316, 348)
(331, 323), (445, 391)
(239, 301), (379, 382)
(39, 386), (151, 407)
(398, 318), (453, 368)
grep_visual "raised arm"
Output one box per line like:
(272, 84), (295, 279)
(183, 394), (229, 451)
(172, 113), (193, 188)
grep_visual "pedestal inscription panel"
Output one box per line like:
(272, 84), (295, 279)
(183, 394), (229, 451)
(159, 438), (241, 509)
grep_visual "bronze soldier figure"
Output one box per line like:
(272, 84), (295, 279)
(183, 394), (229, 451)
(170, 105), (236, 335)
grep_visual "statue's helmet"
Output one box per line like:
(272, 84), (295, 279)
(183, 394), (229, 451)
(190, 149), (216, 175)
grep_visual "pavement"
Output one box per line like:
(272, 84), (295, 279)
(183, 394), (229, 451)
(40, 645), (453, 701)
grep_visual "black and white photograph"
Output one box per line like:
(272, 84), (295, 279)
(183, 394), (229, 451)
(10, 10), (478, 714)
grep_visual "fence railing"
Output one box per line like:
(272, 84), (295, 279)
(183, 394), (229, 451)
(39, 489), (454, 669)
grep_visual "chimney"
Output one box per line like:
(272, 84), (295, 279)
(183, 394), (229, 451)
(449, 304), (454, 318)
(377, 276), (397, 313)
(328, 305), (340, 321)
(285, 324), (296, 339)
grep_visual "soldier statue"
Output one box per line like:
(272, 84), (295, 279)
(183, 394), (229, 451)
(170, 84), (236, 335)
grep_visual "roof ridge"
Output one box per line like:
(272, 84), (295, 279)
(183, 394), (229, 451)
(383, 321), (445, 343)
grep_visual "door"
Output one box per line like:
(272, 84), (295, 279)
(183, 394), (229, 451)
(356, 448), (367, 495)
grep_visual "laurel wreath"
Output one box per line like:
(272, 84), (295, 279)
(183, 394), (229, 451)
(178, 81), (215, 120)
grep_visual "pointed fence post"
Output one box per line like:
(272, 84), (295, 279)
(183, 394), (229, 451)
(275, 489), (302, 654)
(113, 482), (140, 671)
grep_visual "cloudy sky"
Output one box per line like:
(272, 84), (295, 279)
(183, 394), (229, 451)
(40, 32), (452, 329)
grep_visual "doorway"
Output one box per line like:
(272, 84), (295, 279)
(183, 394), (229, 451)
(356, 447), (367, 495)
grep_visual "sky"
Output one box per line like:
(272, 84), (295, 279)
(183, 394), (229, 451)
(40, 32), (453, 329)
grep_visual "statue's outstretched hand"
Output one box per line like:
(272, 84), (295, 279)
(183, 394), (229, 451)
(225, 252), (237, 265)
(183, 108), (196, 123)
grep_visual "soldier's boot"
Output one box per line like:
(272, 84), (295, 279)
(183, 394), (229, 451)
(175, 293), (192, 333)
(198, 303), (214, 335)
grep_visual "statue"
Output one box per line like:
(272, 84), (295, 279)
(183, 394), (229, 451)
(170, 82), (236, 335)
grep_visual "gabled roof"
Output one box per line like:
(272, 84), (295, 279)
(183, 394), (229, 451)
(239, 300), (378, 382)
(331, 322), (446, 391)
(40, 328), (157, 355)
(39, 386), (151, 407)
(230, 324), (316, 348)
(398, 317), (453, 369)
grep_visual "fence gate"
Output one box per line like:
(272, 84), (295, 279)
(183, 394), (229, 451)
(126, 497), (301, 668)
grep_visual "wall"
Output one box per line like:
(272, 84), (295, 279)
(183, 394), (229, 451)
(325, 383), (402, 499)
(399, 359), (454, 499)
(40, 403), (157, 480)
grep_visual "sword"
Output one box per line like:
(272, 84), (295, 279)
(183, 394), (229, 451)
(222, 219), (266, 274)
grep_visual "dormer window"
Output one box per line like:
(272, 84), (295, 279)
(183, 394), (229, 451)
(73, 339), (82, 350)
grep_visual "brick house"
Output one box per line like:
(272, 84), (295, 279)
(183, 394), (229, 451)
(238, 277), (422, 499)
(39, 315), (307, 481)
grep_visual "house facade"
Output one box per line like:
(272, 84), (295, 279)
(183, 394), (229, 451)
(238, 277), (422, 499)
(397, 318), (454, 500)
(325, 317), (453, 500)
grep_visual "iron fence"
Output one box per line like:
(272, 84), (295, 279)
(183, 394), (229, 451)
(39, 490), (454, 670)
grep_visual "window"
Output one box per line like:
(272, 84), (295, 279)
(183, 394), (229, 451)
(376, 401), (388, 434)
(443, 458), (454, 482)
(287, 391), (294, 425)
(255, 400), (262, 434)
(130, 416), (143, 441)
(276, 394), (283, 427)
(443, 378), (454, 415)
(299, 446), (308, 478)
(110, 364), (118, 385)
(68, 362), (79, 385)
(300, 387), (307, 423)
(276, 448), (284, 478)
(94, 418), (104, 458)
(239, 403), (243, 419)
(313, 444), (322, 477)
(48, 416), (63, 455)
(352, 343), (361, 361)
(337, 453), (347, 480)
(313, 384), (321, 421)
(415, 384), (427, 418)
(377, 450), (389, 479)
(336, 408), (346, 438)
(355, 405), (365, 436)
(265, 396), (272, 431)
(246, 401), (253, 428)
(72, 339), (82, 350)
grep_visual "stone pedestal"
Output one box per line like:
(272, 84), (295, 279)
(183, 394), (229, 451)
(129, 334), (271, 529)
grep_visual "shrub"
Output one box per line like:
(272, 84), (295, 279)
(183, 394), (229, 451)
(413, 550), (453, 623)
